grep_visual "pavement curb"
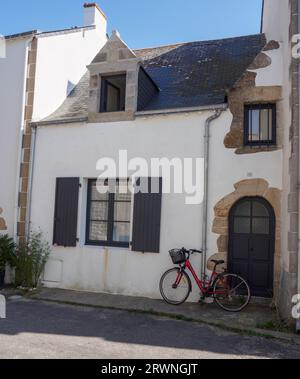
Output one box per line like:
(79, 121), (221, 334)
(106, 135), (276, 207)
(28, 293), (300, 346)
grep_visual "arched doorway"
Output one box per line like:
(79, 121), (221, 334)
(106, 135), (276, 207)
(228, 197), (275, 298)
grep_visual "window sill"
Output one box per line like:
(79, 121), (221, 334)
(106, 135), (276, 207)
(85, 242), (130, 249)
(244, 143), (277, 148)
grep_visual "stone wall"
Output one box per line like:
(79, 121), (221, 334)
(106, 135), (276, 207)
(209, 179), (281, 300)
(17, 37), (37, 242)
(87, 31), (140, 123)
(279, 0), (299, 321)
(224, 41), (283, 155)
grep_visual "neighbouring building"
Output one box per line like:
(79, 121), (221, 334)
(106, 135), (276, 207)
(1, 1), (300, 328)
(262, 0), (300, 324)
(0, 3), (107, 241)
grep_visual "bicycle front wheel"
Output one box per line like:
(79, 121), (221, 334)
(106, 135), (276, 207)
(160, 268), (191, 305)
(213, 273), (251, 312)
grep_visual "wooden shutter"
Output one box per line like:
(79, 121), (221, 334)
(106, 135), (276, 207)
(53, 178), (80, 247)
(131, 178), (162, 253)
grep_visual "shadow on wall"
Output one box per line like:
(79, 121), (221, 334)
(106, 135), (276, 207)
(0, 208), (7, 231)
(67, 81), (76, 97)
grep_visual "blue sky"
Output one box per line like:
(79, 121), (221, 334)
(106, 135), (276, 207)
(1, 0), (263, 48)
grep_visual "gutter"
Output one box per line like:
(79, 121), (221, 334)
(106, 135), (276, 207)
(31, 105), (228, 127)
(201, 109), (225, 277)
(135, 103), (227, 117)
(30, 117), (88, 128)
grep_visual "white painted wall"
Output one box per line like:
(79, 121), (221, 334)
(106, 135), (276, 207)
(250, 47), (283, 86)
(30, 108), (282, 300)
(263, 0), (289, 42)
(33, 27), (107, 121)
(0, 37), (30, 236)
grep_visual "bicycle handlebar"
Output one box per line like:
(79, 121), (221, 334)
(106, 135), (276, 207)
(182, 248), (203, 256)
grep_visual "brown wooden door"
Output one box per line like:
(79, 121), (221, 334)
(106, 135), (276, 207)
(228, 197), (275, 298)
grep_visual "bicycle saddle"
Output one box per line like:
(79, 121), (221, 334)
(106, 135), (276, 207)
(210, 260), (225, 265)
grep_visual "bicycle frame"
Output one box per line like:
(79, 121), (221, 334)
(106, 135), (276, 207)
(175, 258), (227, 296)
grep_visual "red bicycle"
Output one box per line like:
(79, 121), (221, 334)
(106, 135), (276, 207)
(160, 248), (251, 312)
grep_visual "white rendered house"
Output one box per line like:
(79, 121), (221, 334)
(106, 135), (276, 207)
(1, 1), (300, 326)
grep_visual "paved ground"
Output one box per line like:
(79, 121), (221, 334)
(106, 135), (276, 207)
(31, 287), (276, 330)
(0, 297), (300, 359)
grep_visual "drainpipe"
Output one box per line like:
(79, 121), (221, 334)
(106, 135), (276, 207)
(201, 108), (225, 277)
(297, 0), (300, 334)
(26, 125), (37, 239)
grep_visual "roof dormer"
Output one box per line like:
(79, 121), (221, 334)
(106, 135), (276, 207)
(87, 30), (150, 123)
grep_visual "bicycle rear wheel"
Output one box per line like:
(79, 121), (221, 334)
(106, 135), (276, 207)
(213, 273), (251, 312)
(160, 268), (191, 305)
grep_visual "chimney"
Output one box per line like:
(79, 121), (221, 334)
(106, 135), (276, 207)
(83, 3), (107, 29)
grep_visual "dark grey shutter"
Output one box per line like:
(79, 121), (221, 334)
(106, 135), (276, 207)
(53, 178), (80, 247)
(131, 178), (162, 253)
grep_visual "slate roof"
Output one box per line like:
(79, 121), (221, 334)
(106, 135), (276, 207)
(40, 33), (267, 124)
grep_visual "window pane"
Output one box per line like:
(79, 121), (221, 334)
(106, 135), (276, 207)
(106, 83), (120, 112)
(89, 221), (108, 241)
(253, 201), (269, 217)
(115, 192), (131, 202)
(252, 218), (269, 235)
(235, 201), (251, 217)
(269, 109), (273, 140)
(250, 109), (260, 141)
(101, 75), (126, 113)
(260, 109), (271, 141)
(114, 202), (131, 222)
(113, 222), (130, 243)
(234, 217), (251, 234)
(91, 183), (109, 201)
(90, 201), (108, 221)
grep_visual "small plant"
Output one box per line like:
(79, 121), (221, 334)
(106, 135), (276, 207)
(14, 231), (50, 289)
(0, 234), (15, 288)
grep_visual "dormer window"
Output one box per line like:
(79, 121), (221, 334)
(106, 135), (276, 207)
(87, 30), (158, 122)
(100, 74), (126, 113)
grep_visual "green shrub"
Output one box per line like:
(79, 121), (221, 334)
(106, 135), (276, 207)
(0, 234), (15, 272)
(14, 231), (50, 289)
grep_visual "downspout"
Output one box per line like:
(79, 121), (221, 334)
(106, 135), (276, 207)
(297, 0), (300, 334)
(201, 108), (225, 277)
(25, 125), (37, 239)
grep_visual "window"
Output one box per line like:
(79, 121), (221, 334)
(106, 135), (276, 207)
(244, 104), (276, 146)
(86, 179), (132, 248)
(232, 199), (271, 235)
(100, 74), (126, 113)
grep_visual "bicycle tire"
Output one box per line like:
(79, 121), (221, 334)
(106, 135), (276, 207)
(213, 273), (251, 312)
(160, 268), (192, 305)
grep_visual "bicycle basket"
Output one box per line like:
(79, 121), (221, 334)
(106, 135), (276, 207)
(169, 249), (186, 264)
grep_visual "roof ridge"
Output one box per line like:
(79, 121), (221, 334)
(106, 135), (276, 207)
(134, 33), (265, 52)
